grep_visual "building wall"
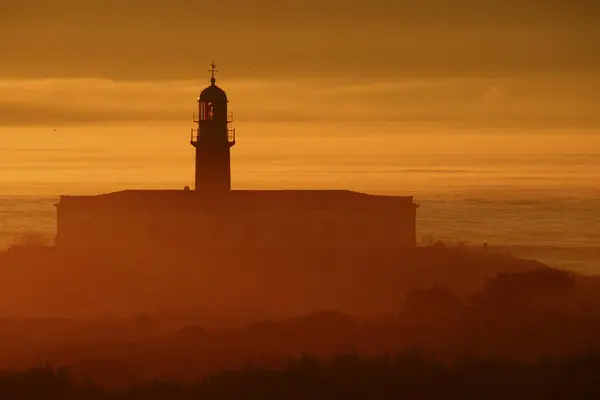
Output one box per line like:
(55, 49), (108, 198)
(56, 202), (417, 254)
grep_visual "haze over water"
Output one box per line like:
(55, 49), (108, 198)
(1, 120), (598, 275)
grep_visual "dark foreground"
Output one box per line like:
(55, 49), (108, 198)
(2, 246), (600, 398)
(4, 352), (600, 400)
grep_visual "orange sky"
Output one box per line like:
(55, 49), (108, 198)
(2, 0), (599, 79)
(1, 0), (599, 128)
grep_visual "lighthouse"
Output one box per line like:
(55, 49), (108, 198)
(190, 63), (236, 194)
(55, 64), (418, 254)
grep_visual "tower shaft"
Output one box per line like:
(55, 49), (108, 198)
(193, 133), (232, 192)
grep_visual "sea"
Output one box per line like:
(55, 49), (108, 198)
(1, 122), (599, 275)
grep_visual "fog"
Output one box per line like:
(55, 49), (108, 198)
(1, 75), (599, 127)
(1, 1), (600, 395)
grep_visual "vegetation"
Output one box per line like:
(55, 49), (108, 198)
(2, 351), (600, 399)
(0, 244), (598, 398)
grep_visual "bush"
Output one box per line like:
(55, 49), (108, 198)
(4, 353), (600, 399)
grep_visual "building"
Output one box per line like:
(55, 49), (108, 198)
(55, 65), (418, 254)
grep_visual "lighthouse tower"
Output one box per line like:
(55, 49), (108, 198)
(190, 63), (236, 194)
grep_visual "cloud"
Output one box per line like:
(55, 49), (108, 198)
(0, 79), (197, 126)
(0, 75), (598, 128)
(1, 0), (599, 80)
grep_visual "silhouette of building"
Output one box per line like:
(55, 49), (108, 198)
(55, 65), (418, 254)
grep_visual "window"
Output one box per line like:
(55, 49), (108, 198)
(199, 102), (215, 121)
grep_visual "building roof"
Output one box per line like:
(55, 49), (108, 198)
(57, 189), (417, 210)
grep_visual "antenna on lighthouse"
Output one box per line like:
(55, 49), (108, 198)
(209, 62), (218, 85)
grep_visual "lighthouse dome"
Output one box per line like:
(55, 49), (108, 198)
(199, 80), (228, 102)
